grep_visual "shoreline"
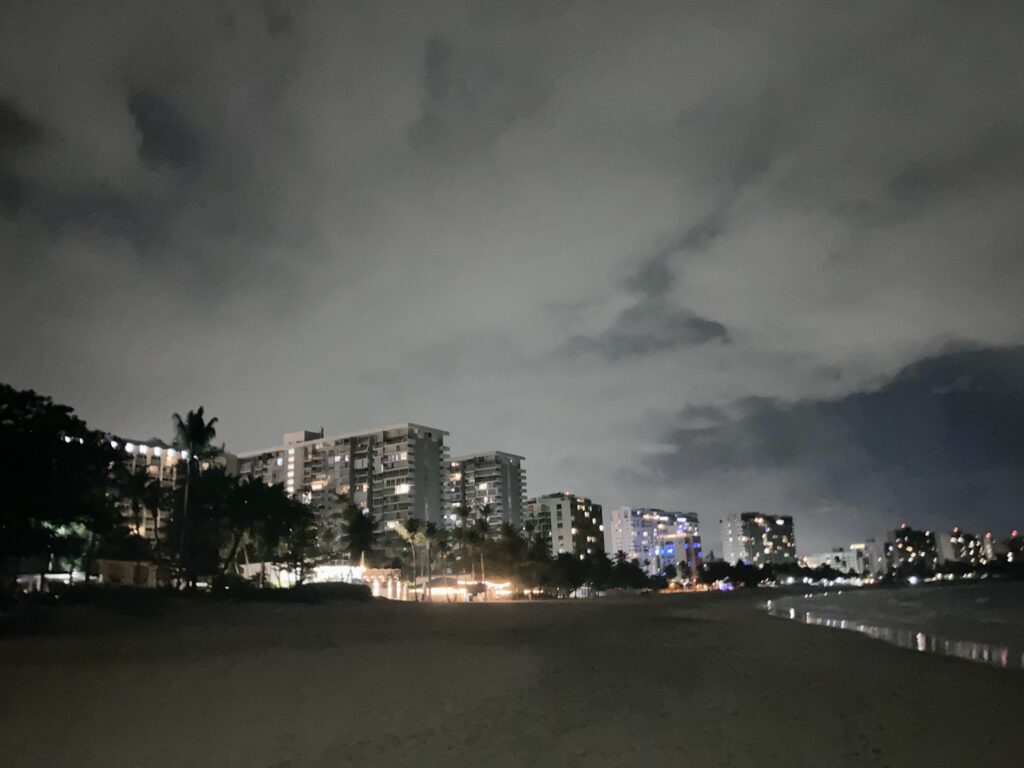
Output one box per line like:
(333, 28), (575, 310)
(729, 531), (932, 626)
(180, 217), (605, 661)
(767, 581), (1024, 671)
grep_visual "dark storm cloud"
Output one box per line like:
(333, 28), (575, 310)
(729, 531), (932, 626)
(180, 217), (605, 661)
(647, 346), (1024, 533)
(0, 100), (42, 150)
(564, 305), (729, 361)
(261, 0), (295, 38)
(128, 88), (201, 170)
(0, 99), (43, 213)
(564, 207), (731, 360)
(887, 118), (1024, 204)
(409, 34), (549, 157)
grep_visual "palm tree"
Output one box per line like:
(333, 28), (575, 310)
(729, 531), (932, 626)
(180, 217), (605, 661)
(120, 465), (151, 540)
(341, 502), (380, 568)
(118, 465), (167, 584)
(172, 407), (218, 583)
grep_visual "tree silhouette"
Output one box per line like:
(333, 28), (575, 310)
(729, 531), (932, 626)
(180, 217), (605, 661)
(172, 407), (219, 585)
(342, 503), (380, 567)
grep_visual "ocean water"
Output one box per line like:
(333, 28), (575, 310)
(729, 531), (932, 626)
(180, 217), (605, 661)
(766, 581), (1024, 671)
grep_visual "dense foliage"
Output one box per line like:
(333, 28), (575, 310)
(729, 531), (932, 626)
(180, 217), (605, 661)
(1, 384), (314, 591)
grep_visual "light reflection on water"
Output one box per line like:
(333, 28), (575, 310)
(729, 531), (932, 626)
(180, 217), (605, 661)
(766, 597), (1024, 671)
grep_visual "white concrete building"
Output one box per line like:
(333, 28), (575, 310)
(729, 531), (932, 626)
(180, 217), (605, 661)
(237, 423), (449, 527)
(606, 507), (702, 576)
(444, 450), (526, 530)
(722, 512), (797, 566)
(521, 493), (604, 558)
(801, 548), (862, 574)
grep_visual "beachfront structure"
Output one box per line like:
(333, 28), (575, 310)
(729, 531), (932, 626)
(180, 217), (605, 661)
(937, 528), (989, 567)
(606, 507), (702, 576)
(521, 492), (604, 558)
(886, 524), (938, 574)
(236, 424), (449, 527)
(801, 548), (861, 574)
(849, 540), (888, 575)
(721, 512), (797, 566)
(444, 451), (526, 530)
(114, 437), (237, 542)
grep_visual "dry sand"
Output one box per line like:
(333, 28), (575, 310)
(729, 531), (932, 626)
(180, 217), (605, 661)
(2, 592), (1021, 767)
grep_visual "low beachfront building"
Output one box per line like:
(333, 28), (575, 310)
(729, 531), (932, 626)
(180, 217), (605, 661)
(606, 507), (702, 576)
(521, 492), (604, 559)
(114, 437), (237, 543)
(801, 548), (861, 574)
(721, 512), (797, 566)
(849, 540), (888, 575)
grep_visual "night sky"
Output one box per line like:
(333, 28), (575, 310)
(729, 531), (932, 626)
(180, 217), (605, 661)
(2, 2), (1022, 554)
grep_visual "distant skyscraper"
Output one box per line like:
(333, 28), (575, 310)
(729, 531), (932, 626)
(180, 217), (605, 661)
(521, 492), (604, 558)
(237, 424), (448, 527)
(606, 507), (702, 576)
(444, 451), (526, 530)
(721, 512), (796, 566)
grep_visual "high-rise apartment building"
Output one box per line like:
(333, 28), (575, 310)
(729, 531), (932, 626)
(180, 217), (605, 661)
(444, 451), (526, 530)
(237, 424), (449, 527)
(521, 492), (604, 558)
(606, 507), (702, 576)
(721, 512), (797, 566)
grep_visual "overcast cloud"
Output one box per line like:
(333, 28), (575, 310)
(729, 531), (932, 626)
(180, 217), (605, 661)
(2, 1), (1023, 553)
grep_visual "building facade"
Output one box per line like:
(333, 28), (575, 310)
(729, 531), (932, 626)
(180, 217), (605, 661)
(721, 512), (797, 566)
(801, 548), (861, 574)
(886, 524), (938, 574)
(444, 451), (526, 530)
(521, 492), (604, 558)
(236, 424), (449, 528)
(850, 540), (888, 575)
(114, 437), (236, 543)
(606, 507), (702, 576)
(936, 528), (989, 568)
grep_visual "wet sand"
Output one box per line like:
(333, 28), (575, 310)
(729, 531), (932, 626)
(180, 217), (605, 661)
(2, 592), (1021, 767)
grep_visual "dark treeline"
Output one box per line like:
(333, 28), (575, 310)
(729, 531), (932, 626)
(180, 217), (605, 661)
(375, 512), (660, 597)
(0, 384), (326, 593)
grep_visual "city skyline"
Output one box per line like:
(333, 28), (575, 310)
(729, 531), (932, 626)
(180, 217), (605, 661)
(2, 2), (1023, 553)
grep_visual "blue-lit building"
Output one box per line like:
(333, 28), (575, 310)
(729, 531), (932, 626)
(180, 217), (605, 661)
(606, 507), (702, 577)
